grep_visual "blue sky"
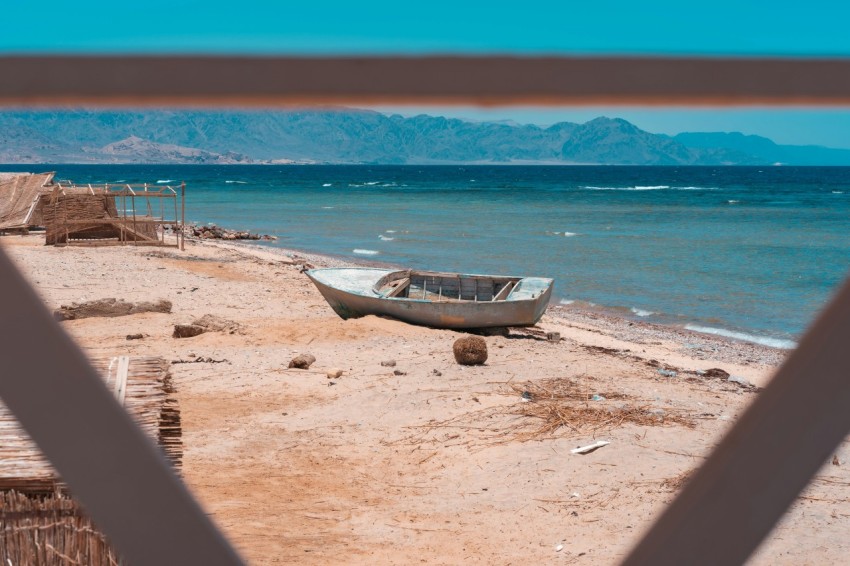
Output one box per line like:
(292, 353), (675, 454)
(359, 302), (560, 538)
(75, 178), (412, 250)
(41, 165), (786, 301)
(4, 0), (850, 56)
(3, 1), (850, 148)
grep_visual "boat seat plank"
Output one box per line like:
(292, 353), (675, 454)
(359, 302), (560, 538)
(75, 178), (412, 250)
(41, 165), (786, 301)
(492, 281), (515, 301)
(384, 278), (410, 298)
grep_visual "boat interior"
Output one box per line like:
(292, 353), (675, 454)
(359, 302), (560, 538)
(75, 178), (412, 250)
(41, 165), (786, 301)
(374, 270), (521, 302)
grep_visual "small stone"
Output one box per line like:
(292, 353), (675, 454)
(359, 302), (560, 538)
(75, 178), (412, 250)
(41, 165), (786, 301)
(327, 368), (343, 379)
(288, 354), (316, 369)
(546, 331), (561, 342)
(126, 333), (144, 340)
(704, 368), (730, 379)
(173, 324), (206, 338)
(380, 360), (397, 367)
(728, 375), (752, 387)
(453, 336), (488, 366)
(432, 369), (442, 376)
(833, 455), (841, 466)
(393, 369), (407, 376)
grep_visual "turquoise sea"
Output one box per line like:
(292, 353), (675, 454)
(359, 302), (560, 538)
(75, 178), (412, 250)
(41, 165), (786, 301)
(7, 164), (850, 348)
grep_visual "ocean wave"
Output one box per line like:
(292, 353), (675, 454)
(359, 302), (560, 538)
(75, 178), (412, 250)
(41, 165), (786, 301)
(225, 180), (248, 184)
(833, 190), (844, 194)
(385, 230), (397, 233)
(156, 179), (176, 184)
(630, 307), (654, 317)
(684, 324), (796, 349)
(322, 206), (334, 209)
(584, 185), (670, 191)
(547, 231), (578, 237)
(353, 249), (379, 256)
(365, 181), (380, 186)
(322, 183), (332, 187)
(727, 200), (740, 204)
(378, 235), (394, 241)
(559, 299), (575, 305)
(583, 185), (716, 191)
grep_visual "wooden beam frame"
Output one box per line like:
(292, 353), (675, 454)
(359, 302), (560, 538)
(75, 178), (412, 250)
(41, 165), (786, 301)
(0, 54), (849, 566)
(2, 55), (850, 106)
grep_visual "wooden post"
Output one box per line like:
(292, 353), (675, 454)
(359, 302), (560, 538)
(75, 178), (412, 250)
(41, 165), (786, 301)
(180, 182), (185, 251)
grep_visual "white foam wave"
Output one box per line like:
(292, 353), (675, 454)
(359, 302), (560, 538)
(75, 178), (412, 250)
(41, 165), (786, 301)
(630, 307), (654, 317)
(727, 200), (740, 204)
(685, 324), (796, 349)
(365, 181), (380, 186)
(584, 185), (669, 191)
(559, 299), (575, 305)
(322, 206), (334, 209)
(833, 191), (844, 194)
(322, 183), (332, 187)
(353, 249), (379, 256)
(378, 235), (394, 241)
(584, 185), (716, 191)
(225, 180), (247, 184)
(385, 230), (397, 233)
(156, 179), (176, 184)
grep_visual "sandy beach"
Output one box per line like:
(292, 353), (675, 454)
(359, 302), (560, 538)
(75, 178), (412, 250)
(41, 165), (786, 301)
(3, 234), (849, 565)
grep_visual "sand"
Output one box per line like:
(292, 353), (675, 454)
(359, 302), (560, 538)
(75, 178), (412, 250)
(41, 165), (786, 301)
(2, 234), (849, 565)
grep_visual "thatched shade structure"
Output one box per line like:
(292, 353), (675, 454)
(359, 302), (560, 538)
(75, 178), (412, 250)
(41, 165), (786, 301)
(0, 172), (55, 232)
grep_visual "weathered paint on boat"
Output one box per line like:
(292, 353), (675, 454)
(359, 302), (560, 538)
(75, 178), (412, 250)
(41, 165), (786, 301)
(305, 267), (553, 329)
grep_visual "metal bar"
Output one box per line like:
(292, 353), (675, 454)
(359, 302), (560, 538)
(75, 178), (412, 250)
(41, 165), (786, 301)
(0, 246), (244, 565)
(621, 274), (850, 566)
(2, 55), (850, 106)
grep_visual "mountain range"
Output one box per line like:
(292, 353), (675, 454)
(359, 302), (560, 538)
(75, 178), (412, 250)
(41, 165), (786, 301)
(1, 109), (849, 166)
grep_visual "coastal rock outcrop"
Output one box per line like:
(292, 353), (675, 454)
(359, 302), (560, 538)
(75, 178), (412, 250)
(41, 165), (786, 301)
(184, 223), (277, 241)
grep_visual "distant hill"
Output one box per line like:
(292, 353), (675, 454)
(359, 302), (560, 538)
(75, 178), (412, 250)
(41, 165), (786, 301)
(1, 109), (848, 165)
(673, 132), (850, 166)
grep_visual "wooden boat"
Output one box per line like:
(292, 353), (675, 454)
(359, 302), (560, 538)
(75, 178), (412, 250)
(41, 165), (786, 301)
(305, 267), (553, 329)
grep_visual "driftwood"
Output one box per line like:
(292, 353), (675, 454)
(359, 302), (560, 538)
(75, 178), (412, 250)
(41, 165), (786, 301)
(54, 298), (172, 321)
(173, 315), (241, 338)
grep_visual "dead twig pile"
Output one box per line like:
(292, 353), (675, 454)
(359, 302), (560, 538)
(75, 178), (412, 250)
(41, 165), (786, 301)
(661, 469), (696, 492)
(394, 376), (695, 450)
(504, 378), (694, 442)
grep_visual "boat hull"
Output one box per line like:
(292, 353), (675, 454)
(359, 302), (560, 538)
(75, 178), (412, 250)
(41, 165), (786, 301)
(306, 268), (553, 329)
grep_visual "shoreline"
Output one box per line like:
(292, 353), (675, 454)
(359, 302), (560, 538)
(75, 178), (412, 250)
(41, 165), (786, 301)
(205, 236), (790, 371)
(4, 233), (846, 565)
